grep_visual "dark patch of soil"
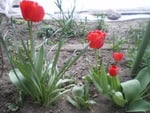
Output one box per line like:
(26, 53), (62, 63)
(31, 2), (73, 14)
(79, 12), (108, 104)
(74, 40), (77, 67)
(0, 14), (149, 113)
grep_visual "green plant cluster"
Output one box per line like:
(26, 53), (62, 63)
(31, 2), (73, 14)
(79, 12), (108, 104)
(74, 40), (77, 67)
(95, 13), (107, 31)
(0, 1), (150, 112)
(37, 0), (88, 40)
(85, 63), (150, 112)
(126, 25), (147, 69)
(67, 84), (96, 109)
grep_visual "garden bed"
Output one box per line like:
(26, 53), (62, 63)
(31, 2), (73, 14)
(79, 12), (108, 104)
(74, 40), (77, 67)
(0, 15), (149, 113)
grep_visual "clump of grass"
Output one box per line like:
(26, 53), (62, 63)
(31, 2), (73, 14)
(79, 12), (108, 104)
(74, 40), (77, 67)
(67, 83), (96, 109)
(95, 13), (107, 31)
(131, 21), (150, 76)
(111, 33), (126, 52)
(54, 0), (88, 39)
(124, 21), (150, 78)
(126, 24), (148, 70)
(38, 0), (88, 40)
(37, 25), (56, 39)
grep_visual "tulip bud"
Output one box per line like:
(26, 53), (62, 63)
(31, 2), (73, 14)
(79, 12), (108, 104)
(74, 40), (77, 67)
(112, 91), (127, 106)
(72, 85), (84, 97)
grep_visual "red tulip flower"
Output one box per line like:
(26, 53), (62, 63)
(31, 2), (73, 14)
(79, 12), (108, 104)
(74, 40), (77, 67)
(87, 30), (106, 49)
(20, 0), (45, 22)
(108, 65), (119, 76)
(112, 52), (124, 62)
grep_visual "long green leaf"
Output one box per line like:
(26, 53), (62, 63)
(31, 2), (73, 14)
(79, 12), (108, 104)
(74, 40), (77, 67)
(89, 68), (103, 93)
(34, 45), (45, 78)
(9, 69), (26, 89)
(135, 67), (150, 93)
(66, 96), (80, 109)
(17, 41), (43, 99)
(127, 99), (150, 112)
(0, 37), (35, 96)
(131, 21), (150, 75)
(9, 69), (37, 98)
(47, 89), (70, 105)
(51, 41), (62, 77)
(99, 65), (109, 93)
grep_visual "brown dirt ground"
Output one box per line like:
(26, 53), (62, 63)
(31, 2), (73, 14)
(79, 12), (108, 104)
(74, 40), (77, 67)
(0, 14), (150, 113)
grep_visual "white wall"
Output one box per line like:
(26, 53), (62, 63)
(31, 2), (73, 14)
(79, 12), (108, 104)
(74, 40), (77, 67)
(0, 0), (150, 18)
(40, 0), (150, 13)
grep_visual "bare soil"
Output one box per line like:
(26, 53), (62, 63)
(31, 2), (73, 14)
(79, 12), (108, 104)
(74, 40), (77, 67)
(0, 15), (149, 113)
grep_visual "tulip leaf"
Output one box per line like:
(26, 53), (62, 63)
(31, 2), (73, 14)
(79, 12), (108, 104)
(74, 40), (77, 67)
(127, 99), (150, 112)
(34, 45), (45, 78)
(66, 96), (80, 109)
(72, 85), (84, 97)
(89, 67), (103, 93)
(121, 79), (141, 101)
(135, 67), (150, 93)
(56, 79), (74, 86)
(9, 69), (36, 96)
(100, 65), (109, 93)
(9, 69), (25, 89)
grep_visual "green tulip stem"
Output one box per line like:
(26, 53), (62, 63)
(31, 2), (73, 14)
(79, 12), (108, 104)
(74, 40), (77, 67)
(131, 21), (150, 76)
(94, 49), (99, 70)
(27, 21), (34, 58)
